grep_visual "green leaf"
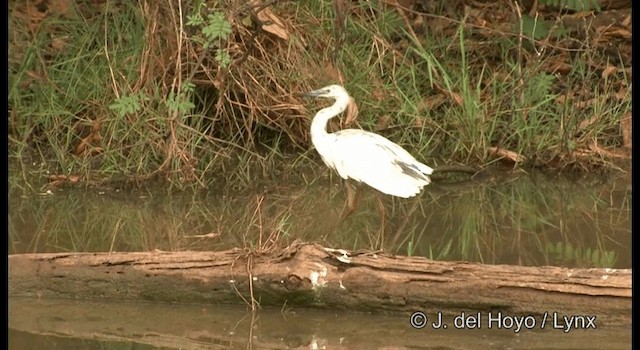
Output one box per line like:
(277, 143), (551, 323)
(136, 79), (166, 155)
(203, 12), (232, 41)
(186, 14), (204, 27)
(520, 14), (550, 40)
(539, 0), (601, 12)
(215, 49), (231, 68)
(108, 93), (149, 117)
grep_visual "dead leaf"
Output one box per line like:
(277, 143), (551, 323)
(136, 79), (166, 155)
(449, 91), (463, 107)
(621, 14), (631, 28)
(50, 37), (69, 51)
(417, 94), (446, 112)
(323, 62), (342, 83)
(615, 85), (628, 100)
(374, 115), (390, 131)
(547, 54), (572, 75)
(488, 146), (527, 163)
(344, 97), (359, 126)
(599, 26), (631, 40)
(47, 174), (82, 185)
(578, 115), (599, 131)
(426, 16), (452, 34)
(75, 119), (104, 156)
(25, 2), (47, 22)
(601, 65), (617, 79)
(433, 83), (463, 107)
(48, 0), (75, 18)
(75, 137), (90, 155)
(556, 93), (570, 105)
(412, 13), (424, 33)
(466, 7), (488, 28)
(371, 88), (385, 102)
(571, 97), (598, 110)
(88, 147), (104, 156)
(74, 136), (103, 155)
(91, 118), (104, 133)
(413, 116), (424, 128)
(549, 61), (573, 75)
(252, 1), (289, 41)
(25, 70), (41, 79)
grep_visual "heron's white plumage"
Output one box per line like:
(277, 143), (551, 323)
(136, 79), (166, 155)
(306, 84), (433, 198)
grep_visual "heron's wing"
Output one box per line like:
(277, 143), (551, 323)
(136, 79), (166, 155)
(327, 129), (433, 198)
(333, 129), (433, 173)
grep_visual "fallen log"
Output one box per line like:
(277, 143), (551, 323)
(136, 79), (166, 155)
(8, 242), (631, 326)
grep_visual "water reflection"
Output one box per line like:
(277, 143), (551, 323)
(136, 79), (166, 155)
(9, 297), (632, 349)
(9, 170), (631, 268)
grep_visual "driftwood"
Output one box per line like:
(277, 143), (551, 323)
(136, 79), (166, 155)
(9, 242), (631, 327)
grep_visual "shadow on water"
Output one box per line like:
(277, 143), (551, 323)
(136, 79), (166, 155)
(9, 169), (630, 269)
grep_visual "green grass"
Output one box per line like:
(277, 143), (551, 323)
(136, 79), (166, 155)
(9, 1), (630, 192)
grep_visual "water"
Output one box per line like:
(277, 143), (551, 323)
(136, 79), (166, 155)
(9, 170), (631, 268)
(8, 170), (631, 349)
(9, 297), (631, 349)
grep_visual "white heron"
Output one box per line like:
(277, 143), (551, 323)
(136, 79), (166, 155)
(305, 84), (434, 221)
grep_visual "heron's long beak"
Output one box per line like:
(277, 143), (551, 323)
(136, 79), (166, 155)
(303, 88), (329, 98)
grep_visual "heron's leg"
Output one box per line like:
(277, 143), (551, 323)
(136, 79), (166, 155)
(338, 181), (362, 223)
(374, 192), (387, 239)
(389, 195), (421, 247)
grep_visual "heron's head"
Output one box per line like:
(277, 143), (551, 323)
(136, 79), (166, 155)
(304, 84), (348, 100)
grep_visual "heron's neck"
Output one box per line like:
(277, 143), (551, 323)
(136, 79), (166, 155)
(310, 95), (350, 142)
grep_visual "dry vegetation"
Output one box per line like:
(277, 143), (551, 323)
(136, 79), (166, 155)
(8, 0), (631, 190)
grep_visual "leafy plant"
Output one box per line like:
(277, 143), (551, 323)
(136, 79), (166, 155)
(540, 0), (601, 12)
(187, 8), (233, 67)
(215, 48), (231, 68)
(108, 92), (150, 118)
(519, 14), (551, 40)
(524, 72), (556, 106)
(165, 81), (196, 114)
(202, 12), (233, 43)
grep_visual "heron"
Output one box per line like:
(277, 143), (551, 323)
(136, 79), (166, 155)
(305, 84), (434, 225)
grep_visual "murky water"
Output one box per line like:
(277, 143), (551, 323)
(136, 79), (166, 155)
(8, 297), (631, 349)
(8, 169), (631, 349)
(9, 170), (631, 268)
